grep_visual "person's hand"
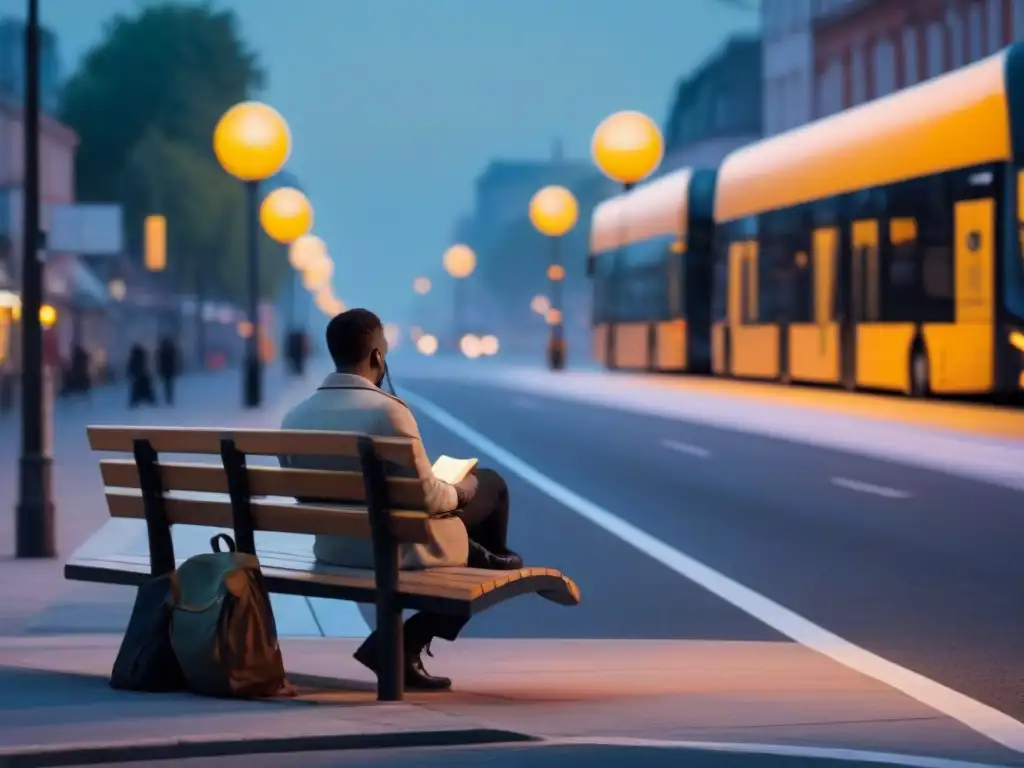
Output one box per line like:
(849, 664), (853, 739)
(454, 472), (479, 506)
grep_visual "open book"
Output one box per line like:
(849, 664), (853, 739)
(431, 455), (478, 485)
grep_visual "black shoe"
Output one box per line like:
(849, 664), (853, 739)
(468, 540), (524, 570)
(353, 634), (452, 691)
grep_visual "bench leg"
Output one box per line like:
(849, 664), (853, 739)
(376, 598), (404, 701)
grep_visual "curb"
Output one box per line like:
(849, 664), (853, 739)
(0, 728), (538, 767)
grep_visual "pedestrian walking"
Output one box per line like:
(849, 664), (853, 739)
(157, 336), (180, 405)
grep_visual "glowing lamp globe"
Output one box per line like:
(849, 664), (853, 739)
(260, 187), (313, 244)
(443, 244), (476, 279)
(591, 110), (664, 185)
(417, 334), (439, 356)
(531, 295), (550, 315)
(480, 334), (500, 356)
(547, 264), (566, 282)
(213, 102), (292, 182)
(413, 276), (432, 295)
(546, 308), (564, 326)
(529, 186), (578, 237)
(383, 323), (400, 348)
(289, 234), (326, 271)
(459, 333), (482, 359)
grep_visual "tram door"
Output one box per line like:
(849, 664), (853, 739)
(845, 220), (879, 389)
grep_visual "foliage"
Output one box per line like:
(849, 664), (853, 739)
(60, 2), (287, 301)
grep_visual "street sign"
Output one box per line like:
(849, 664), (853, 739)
(5, 193), (123, 255)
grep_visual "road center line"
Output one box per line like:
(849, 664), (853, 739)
(831, 477), (911, 499)
(402, 388), (1024, 754)
(661, 439), (711, 458)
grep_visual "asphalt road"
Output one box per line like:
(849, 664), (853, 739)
(395, 373), (1024, 725)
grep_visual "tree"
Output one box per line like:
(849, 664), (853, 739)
(60, 2), (283, 302)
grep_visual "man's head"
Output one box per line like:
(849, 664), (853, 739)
(325, 308), (388, 386)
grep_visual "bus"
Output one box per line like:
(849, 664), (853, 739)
(711, 46), (1024, 397)
(588, 167), (717, 372)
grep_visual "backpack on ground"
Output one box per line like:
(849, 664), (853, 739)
(109, 572), (187, 692)
(169, 533), (292, 698)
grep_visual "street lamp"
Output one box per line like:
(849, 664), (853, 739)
(442, 244), (476, 346)
(529, 185), (578, 371)
(591, 110), (664, 191)
(261, 188), (313, 374)
(213, 101), (292, 408)
(289, 233), (325, 272)
(302, 253), (334, 292)
(413, 276), (431, 295)
(15, 0), (55, 558)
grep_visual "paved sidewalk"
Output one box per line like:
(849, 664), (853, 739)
(0, 636), (1018, 766)
(0, 363), (330, 637)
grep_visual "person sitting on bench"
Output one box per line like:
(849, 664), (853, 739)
(279, 308), (522, 690)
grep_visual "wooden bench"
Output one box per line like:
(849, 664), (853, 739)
(65, 425), (581, 701)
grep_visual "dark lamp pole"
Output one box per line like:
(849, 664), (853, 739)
(16, 0), (55, 558)
(243, 180), (261, 408)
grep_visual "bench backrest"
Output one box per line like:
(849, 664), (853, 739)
(87, 426), (432, 548)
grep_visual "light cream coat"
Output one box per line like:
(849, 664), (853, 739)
(279, 373), (469, 569)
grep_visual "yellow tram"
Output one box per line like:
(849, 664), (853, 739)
(711, 47), (1024, 396)
(589, 168), (717, 372)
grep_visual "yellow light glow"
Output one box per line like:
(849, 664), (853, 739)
(546, 308), (563, 326)
(460, 333), (482, 359)
(529, 185), (579, 237)
(213, 101), (292, 182)
(1010, 330), (1024, 352)
(289, 234), (326, 271)
(144, 215), (166, 272)
(591, 110), (664, 185)
(547, 264), (566, 282)
(39, 304), (57, 329)
(442, 244), (476, 279)
(413, 276), (432, 294)
(530, 295), (550, 315)
(417, 333), (439, 356)
(479, 334), (499, 356)
(260, 187), (313, 244)
(384, 323), (400, 348)
(303, 255), (334, 291)
(237, 320), (254, 338)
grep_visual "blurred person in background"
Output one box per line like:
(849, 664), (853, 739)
(127, 342), (156, 408)
(157, 336), (180, 405)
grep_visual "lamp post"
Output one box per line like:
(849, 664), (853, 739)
(590, 111), (664, 364)
(261, 188), (313, 375)
(213, 101), (292, 408)
(442, 244), (475, 349)
(15, 0), (55, 558)
(529, 185), (578, 371)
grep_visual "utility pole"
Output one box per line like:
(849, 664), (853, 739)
(16, 0), (56, 558)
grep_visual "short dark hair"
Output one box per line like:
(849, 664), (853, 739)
(325, 308), (383, 368)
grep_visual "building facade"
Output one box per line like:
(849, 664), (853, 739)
(661, 34), (763, 172)
(762, 0), (815, 136)
(812, 0), (1024, 120)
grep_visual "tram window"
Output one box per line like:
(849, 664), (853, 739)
(886, 217), (919, 321)
(922, 246), (954, 299)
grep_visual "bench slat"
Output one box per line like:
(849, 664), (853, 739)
(99, 460), (428, 510)
(87, 426), (417, 467)
(66, 551), (581, 607)
(103, 489), (431, 543)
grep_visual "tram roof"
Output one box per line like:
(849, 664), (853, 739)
(714, 48), (1013, 223)
(589, 168), (693, 254)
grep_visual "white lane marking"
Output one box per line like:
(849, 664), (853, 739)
(402, 388), (1024, 754)
(555, 737), (1006, 768)
(831, 477), (911, 499)
(660, 439), (711, 458)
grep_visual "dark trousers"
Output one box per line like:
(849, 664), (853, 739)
(366, 468), (513, 653)
(161, 375), (175, 405)
(453, 468), (511, 555)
